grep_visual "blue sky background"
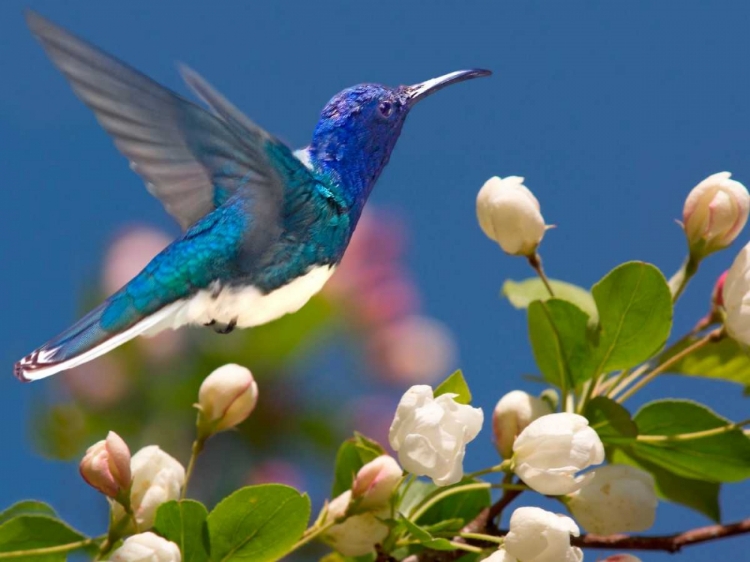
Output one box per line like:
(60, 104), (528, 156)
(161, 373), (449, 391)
(1, 1), (749, 560)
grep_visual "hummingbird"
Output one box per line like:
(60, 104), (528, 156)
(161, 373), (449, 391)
(14, 11), (490, 382)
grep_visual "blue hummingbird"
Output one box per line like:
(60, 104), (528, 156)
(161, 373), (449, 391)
(14, 12), (490, 382)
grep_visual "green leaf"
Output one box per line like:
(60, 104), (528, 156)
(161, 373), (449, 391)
(399, 518), (454, 551)
(434, 370), (472, 404)
(401, 480), (490, 527)
(663, 336), (750, 389)
(154, 500), (209, 562)
(206, 484), (310, 562)
(628, 399), (750, 483)
(0, 515), (87, 561)
(583, 397), (637, 445)
(589, 262), (672, 375)
(0, 501), (56, 525)
(612, 448), (720, 521)
(332, 433), (386, 497)
(502, 278), (598, 320)
(528, 299), (591, 388)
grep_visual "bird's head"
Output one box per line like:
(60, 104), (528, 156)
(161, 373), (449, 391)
(309, 69), (491, 209)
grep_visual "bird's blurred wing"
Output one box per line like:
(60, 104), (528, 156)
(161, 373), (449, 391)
(27, 11), (308, 229)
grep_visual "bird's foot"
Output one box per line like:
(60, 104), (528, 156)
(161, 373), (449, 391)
(213, 318), (237, 334)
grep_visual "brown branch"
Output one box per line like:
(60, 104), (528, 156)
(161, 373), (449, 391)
(571, 518), (750, 553)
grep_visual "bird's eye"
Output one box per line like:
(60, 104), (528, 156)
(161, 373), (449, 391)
(378, 101), (394, 118)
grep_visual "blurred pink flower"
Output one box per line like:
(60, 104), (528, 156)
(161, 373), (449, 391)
(63, 355), (131, 407)
(247, 459), (305, 490)
(102, 225), (184, 362)
(324, 209), (457, 384)
(367, 316), (456, 385)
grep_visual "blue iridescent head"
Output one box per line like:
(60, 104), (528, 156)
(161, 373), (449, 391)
(309, 69), (491, 209)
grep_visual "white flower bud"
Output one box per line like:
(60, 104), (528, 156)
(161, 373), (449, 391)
(567, 464), (657, 535)
(721, 242), (750, 345)
(492, 390), (553, 458)
(351, 455), (402, 509)
(602, 555), (642, 562)
(79, 431), (131, 499)
(477, 176), (547, 256)
(198, 364), (258, 434)
(109, 532), (181, 562)
(113, 446), (185, 530)
(388, 385), (483, 487)
(322, 491), (389, 557)
(513, 413), (604, 495)
(683, 171), (750, 255)
(504, 507), (582, 562)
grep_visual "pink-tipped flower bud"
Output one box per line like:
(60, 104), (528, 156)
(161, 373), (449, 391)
(79, 431), (132, 498)
(683, 172), (750, 256)
(198, 364), (258, 435)
(351, 455), (402, 509)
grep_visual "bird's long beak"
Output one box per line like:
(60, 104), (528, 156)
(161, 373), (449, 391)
(405, 69), (492, 106)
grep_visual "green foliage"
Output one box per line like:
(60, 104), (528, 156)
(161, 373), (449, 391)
(0, 515), (88, 561)
(206, 484), (310, 562)
(400, 480), (490, 527)
(332, 433), (386, 497)
(398, 518), (455, 551)
(154, 500), (210, 562)
(0, 501), (56, 525)
(663, 336), (750, 389)
(627, 400), (750, 483)
(528, 299), (590, 389)
(583, 396), (638, 446)
(502, 278), (598, 320)
(434, 370), (472, 404)
(588, 262), (672, 375)
(612, 448), (720, 521)
(527, 262), (673, 388)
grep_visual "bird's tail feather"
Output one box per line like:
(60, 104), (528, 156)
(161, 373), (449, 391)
(14, 299), (182, 382)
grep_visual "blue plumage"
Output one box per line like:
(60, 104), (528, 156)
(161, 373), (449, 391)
(14, 11), (490, 381)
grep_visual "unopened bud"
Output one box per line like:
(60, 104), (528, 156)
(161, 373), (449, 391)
(683, 172), (749, 256)
(79, 431), (132, 499)
(477, 176), (547, 256)
(198, 364), (258, 435)
(492, 390), (552, 458)
(351, 455), (402, 509)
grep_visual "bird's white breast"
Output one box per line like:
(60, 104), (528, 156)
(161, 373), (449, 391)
(173, 265), (336, 329)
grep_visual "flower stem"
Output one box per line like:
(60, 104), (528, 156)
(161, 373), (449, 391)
(669, 253), (701, 303)
(616, 328), (722, 403)
(638, 419), (750, 442)
(182, 436), (206, 500)
(409, 482), (491, 523)
(457, 532), (505, 545)
(0, 536), (104, 559)
(527, 252), (555, 297)
(465, 460), (512, 480)
(289, 521), (336, 552)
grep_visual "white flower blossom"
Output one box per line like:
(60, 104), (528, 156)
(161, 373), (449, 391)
(568, 464), (657, 535)
(477, 176), (547, 256)
(198, 364), (258, 433)
(322, 490), (389, 556)
(683, 171), (749, 255)
(602, 555), (642, 562)
(504, 507), (583, 562)
(389, 385), (483, 486)
(493, 390), (552, 458)
(484, 549), (517, 562)
(109, 532), (180, 562)
(513, 413), (604, 495)
(721, 242), (750, 345)
(113, 446), (185, 529)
